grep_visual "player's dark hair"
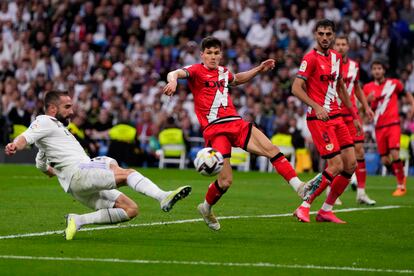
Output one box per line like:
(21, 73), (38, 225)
(371, 60), (386, 70)
(200, 36), (222, 51)
(335, 35), (349, 43)
(44, 90), (69, 110)
(314, 19), (336, 32)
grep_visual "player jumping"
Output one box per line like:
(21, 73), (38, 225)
(163, 36), (318, 231)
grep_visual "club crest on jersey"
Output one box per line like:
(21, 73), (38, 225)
(30, 121), (40, 130)
(325, 143), (334, 151)
(299, 61), (307, 72)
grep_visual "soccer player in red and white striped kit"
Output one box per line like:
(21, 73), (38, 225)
(292, 20), (360, 223)
(363, 61), (414, 197)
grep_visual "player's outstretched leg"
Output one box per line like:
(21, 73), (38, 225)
(125, 170), (191, 211)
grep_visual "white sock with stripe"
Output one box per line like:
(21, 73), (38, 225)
(74, 208), (130, 228)
(126, 172), (169, 202)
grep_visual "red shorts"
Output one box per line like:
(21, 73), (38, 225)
(203, 119), (253, 158)
(307, 116), (354, 159)
(344, 115), (364, 143)
(375, 124), (401, 156)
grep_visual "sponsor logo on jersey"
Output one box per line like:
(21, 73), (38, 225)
(299, 61), (307, 72)
(320, 73), (338, 82)
(205, 80), (228, 88)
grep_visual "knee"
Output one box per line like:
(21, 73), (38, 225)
(328, 159), (343, 175)
(344, 158), (357, 173)
(218, 177), (232, 190)
(124, 201), (139, 218)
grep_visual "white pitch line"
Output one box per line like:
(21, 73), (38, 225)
(0, 205), (402, 240)
(0, 255), (412, 274)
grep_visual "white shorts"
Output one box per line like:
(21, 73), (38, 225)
(68, 156), (123, 210)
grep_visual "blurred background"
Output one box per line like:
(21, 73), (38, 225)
(1, 0), (414, 175)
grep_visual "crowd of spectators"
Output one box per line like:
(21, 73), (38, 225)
(1, 0), (414, 169)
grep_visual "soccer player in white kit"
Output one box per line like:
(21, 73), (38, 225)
(5, 90), (191, 240)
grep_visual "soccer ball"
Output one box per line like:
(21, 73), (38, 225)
(194, 147), (224, 176)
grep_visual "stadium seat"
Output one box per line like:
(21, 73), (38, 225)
(158, 128), (186, 169)
(9, 124), (27, 141)
(230, 147), (250, 171)
(261, 133), (295, 172)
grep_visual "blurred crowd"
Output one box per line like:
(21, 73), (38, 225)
(1, 0), (414, 169)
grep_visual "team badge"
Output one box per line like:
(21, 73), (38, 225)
(30, 121), (39, 130)
(325, 143), (334, 151)
(299, 61), (307, 72)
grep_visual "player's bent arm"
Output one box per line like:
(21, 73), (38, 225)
(232, 59), (275, 85)
(291, 77), (319, 110)
(35, 151), (55, 177)
(355, 83), (370, 112)
(164, 69), (188, 96)
(337, 79), (354, 110)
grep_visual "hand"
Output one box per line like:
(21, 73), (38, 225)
(353, 119), (362, 136)
(314, 105), (329, 121)
(259, 59), (276, 72)
(46, 166), (56, 178)
(5, 143), (17, 156)
(365, 107), (374, 122)
(163, 81), (177, 96)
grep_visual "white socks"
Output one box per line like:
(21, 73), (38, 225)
(321, 202), (333, 212)
(126, 171), (169, 202)
(301, 201), (311, 208)
(357, 188), (366, 197)
(202, 200), (212, 212)
(74, 208), (130, 228)
(289, 177), (302, 192)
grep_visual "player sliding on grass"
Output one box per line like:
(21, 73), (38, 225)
(363, 60), (414, 197)
(163, 36), (318, 231)
(4, 90), (191, 240)
(292, 20), (360, 223)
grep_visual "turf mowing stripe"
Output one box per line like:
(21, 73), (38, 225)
(0, 255), (412, 274)
(0, 205), (402, 240)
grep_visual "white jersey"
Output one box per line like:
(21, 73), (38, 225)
(22, 115), (90, 192)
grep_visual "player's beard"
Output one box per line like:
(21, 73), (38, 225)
(56, 113), (70, 126)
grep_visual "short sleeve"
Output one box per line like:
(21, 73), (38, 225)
(182, 64), (197, 79)
(362, 84), (370, 97)
(395, 79), (404, 94)
(296, 54), (315, 81)
(228, 70), (234, 83)
(22, 117), (52, 145)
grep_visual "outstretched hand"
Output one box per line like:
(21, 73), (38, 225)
(259, 59), (276, 72)
(163, 81), (177, 96)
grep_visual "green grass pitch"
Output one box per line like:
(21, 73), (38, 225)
(0, 164), (413, 275)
